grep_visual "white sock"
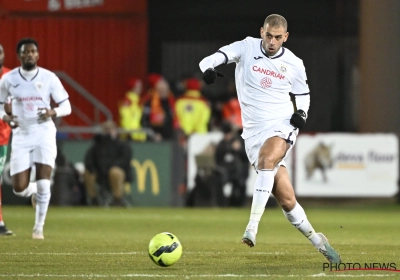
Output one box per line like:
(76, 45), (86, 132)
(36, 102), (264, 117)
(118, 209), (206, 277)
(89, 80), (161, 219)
(247, 169), (274, 232)
(13, 182), (37, 197)
(283, 202), (322, 248)
(34, 179), (51, 231)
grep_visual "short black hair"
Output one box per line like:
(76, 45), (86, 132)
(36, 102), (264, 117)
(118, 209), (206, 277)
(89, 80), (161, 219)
(16, 38), (39, 54)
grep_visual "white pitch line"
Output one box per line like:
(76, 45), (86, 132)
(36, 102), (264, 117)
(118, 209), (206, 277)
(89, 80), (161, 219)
(0, 252), (144, 256)
(0, 251), (290, 256)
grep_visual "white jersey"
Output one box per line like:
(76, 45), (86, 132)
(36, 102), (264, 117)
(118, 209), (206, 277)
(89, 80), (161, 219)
(201, 37), (310, 139)
(0, 67), (69, 130)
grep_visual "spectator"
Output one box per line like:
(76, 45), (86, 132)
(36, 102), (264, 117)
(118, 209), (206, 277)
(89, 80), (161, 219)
(175, 77), (211, 139)
(83, 121), (133, 207)
(221, 80), (242, 131)
(170, 73), (192, 98)
(206, 96), (224, 131)
(119, 77), (147, 141)
(215, 121), (249, 207)
(51, 145), (86, 206)
(140, 73), (162, 106)
(141, 76), (178, 141)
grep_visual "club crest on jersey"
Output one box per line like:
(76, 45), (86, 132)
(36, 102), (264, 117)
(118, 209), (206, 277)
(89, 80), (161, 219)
(26, 102), (35, 112)
(36, 82), (43, 89)
(260, 77), (272, 89)
(280, 64), (287, 73)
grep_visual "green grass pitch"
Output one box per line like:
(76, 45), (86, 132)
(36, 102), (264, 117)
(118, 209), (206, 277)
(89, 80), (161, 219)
(1, 203), (400, 279)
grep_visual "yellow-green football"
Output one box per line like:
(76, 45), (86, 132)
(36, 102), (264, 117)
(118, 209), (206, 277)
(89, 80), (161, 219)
(148, 232), (182, 267)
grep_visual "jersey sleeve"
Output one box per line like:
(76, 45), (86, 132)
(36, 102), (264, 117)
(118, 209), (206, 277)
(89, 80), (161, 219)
(291, 60), (310, 95)
(218, 37), (249, 64)
(199, 38), (249, 72)
(50, 74), (69, 104)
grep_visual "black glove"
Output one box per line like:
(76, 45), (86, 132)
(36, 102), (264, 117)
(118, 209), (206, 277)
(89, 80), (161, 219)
(202, 68), (224, 84)
(290, 109), (307, 129)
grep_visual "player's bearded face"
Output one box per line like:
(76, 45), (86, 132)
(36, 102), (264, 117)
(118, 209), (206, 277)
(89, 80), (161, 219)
(19, 44), (39, 70)
(260, 24), (288, 56)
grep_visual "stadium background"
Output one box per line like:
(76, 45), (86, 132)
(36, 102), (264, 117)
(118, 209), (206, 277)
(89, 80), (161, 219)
(0, 0), (399, 205)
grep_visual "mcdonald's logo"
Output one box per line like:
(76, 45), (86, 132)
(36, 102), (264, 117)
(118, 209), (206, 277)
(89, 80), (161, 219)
(131, 159), (160, 195)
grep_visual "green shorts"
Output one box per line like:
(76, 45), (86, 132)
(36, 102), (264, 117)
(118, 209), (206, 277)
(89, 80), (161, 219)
(0, 145), (8, 175)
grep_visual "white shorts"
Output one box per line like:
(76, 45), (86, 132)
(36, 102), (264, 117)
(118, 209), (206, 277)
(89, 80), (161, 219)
(244, 118), (298, 168)
(10, 125), (57, 176)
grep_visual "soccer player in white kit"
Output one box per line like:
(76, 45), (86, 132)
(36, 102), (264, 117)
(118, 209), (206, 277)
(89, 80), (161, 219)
(199, 14), (341, 263)
(0, 38), (71, 239)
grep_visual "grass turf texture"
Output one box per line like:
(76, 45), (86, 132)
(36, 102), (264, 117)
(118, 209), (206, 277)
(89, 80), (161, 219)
(1, 204), (400, 279)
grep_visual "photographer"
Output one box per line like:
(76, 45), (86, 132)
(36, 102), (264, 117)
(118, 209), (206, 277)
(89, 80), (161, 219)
(215, 122), (249, 207)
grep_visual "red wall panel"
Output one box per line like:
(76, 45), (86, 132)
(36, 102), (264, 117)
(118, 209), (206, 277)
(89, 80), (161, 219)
(0, 5), (148, 127)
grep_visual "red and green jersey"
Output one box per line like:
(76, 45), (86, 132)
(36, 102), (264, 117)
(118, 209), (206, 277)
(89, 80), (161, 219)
(0, 66), (11, 146)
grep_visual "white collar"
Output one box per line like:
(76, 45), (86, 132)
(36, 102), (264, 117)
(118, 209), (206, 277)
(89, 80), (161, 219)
(269, 47), (283, 58)
(19, 67), (38, 81)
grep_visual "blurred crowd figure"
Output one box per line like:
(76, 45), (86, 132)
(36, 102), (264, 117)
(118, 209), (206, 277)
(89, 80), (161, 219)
(220, 79), (242, 131)
(175, 78), (211, 148)
(118, 73), (241, 143)
(214, 121), (248, 207)
(83, 120), (133, 207)
(186, 121), (249, 208)
(118, 78), (147, 141)
(141, 73), (178, 142)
